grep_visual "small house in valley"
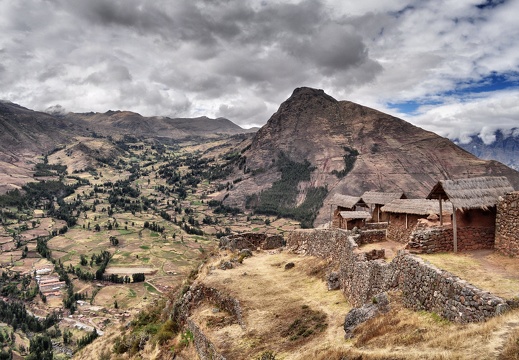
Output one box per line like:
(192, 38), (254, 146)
(427, 176), (514, 252)
(381, 199), (453, 243)
(336, 211), (372, 230)
(361, 191), (407, 222)
(330, 194), (368, 228)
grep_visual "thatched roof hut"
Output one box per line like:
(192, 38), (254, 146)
(381, 199), (453, 215)
(427, 176), (514, 211)
(361, 191), (406, 206)
(330, 194), (367, 209)
(339, 211), (372, 219)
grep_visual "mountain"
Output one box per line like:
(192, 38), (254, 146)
(455, 130), (519, 171)
(0, 101), (253, 193)
(0, 101), (89, 192)
(222, 87), (519, 226)
(65, 111), (252, 139)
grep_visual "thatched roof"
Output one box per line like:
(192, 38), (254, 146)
(427, 176), (514, 210)
(361, 191), (406, 205)
(339, 211), (372, 220)
(381, 199), (453, 216)
(331, 194), (367, 209)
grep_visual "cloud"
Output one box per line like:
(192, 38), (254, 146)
(403, 90), (519, 144)
(0, 0), (517, 136)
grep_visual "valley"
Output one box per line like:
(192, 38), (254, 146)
(0, 88), (518, 359)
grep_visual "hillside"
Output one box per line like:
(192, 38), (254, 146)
(222, 87), (519, 226)
(0, 101), (253, 192)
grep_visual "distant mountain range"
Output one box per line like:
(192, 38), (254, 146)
(455, 130), (519, 171)
(0, 100), (253, 192)
(1, 93), (518, 227)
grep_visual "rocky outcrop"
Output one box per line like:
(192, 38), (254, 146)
(343, 292), (390, 338)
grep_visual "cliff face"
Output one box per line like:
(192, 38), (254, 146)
(227, 87), (519, 226)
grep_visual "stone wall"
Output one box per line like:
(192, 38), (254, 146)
(286, 229), (509, 322)
(408, 226), (495, 253)
(186, 319), (227, 360)
(364, 222), (389, 230)
(495, 192), (519, 257)
(357, 229), (386, 245)
(219, 233), (284, 251)
(386, 214), (422, 243)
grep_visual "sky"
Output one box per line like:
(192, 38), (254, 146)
(1, 0), (519, 144)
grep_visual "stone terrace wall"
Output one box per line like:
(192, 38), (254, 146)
(187, 319), (227, 360)
(219, 233), (284, 251)
(408, 226), (495, 254)
(496, 192), (519, 257)
(392, 253), (508, 322)
(286, 229), (509, 322)
(357, 229), (386, 245)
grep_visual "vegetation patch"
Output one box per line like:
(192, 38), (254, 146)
(332, 146), (359, 178)
(246, 153), (328, 228)
(281, 304), (328, 341)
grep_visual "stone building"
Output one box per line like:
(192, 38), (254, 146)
(330, 194), (368, 228)
(495, 192), (519, 256)
(361, 191), (406, 222)
(336, 211), (372, 230)
(427, 176), (514, 252)
(381, 199), (452, 243)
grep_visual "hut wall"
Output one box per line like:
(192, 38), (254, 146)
(495, 192), (519, 257)
(456, 208), (496, 228)
(408, 223), (494, 253)
(386, 214), (422, 243)
(371, 204), (390, 222)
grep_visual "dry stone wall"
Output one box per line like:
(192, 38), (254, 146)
(496, 192), (519, 257)
(408, 226), (495, 253)
(187, 319), (227, 360)
(357, 229), (386, 244)
(287, 229), (509, 322)
(219, 233), (284, 251)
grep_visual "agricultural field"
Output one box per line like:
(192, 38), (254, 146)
(0, 135), (291, 358)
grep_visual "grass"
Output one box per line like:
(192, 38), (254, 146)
(419, 251), (519, 299)
(140, 245), (150, 250)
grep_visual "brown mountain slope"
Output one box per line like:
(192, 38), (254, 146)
(0, 101), (89, 192)
(67, 111), (252, 139)
(225, 87), (519, 226)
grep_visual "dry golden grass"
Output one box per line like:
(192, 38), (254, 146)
(187, 252), (519, 360)
(191, 250), (352, 360)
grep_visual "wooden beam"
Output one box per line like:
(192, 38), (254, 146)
(439, 198), (443, 226)
(452, 206), (458, 253)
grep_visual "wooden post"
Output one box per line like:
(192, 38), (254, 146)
(405, 213), (408, 229)
(439, 198), (443, 226)
(330, 204), (333, 228)
(377, 205), (380, 223)
(452, 206), (457, 253)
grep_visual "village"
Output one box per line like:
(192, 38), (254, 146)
(329, 175), (518, 258)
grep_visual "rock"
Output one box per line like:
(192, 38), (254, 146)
(240, 249), (253, 258)
(219, 261), (233, 270)
(343, 292), (390, 338)
(284, 262), (295, 270)
(327, 272), (340, 291)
